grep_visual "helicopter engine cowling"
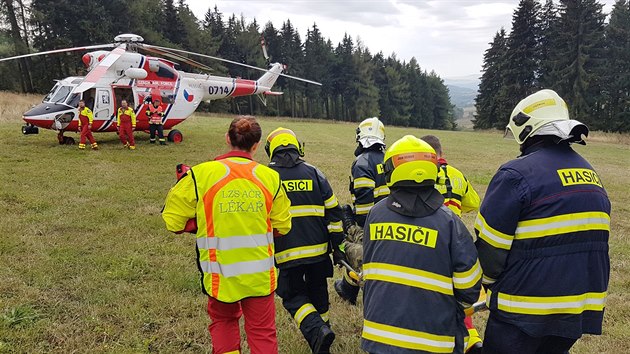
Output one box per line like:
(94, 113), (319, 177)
(125, 68), (148, 80)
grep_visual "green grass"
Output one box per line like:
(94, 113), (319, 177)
(0, 112), (629, 353)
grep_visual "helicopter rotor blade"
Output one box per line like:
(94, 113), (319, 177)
(0, 43), (116, 63)
(73, 45), (126, 94)
(143, 44), (322, 86)
(138, 45), (213, 73)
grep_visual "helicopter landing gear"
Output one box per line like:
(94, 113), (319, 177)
(57, 131), (75, 145)
(168, 129), (183, 144)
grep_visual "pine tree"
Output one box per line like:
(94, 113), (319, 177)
(162, 0), (185, 44)
(539, 0), (559, 88)
(602, 0), (630, 132)
(474, 29), (510, 129)
(349, 42), (379, 120)
(501, 0), (542, 110)
(551, 0), (606, 125)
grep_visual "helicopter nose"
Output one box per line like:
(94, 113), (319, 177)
(23, 103), (76, 130)
(23, 103), (74, 118)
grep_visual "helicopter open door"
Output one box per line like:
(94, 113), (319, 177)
(93, 88), (112, 120)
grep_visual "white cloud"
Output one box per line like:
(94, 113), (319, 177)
(187, 0), (617, 78)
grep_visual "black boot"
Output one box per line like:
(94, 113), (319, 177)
(341, 204), (355, 234)
(334, 277), (359, 305)
(312, 324), (335, 354)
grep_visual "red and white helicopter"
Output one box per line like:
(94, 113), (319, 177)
(0, 34), (319, 144)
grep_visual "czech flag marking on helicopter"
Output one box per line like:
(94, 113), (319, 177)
(183, 89), (194, 102)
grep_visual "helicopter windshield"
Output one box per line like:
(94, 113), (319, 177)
(49, 85), (73, 104)
(43, 83), (61, 102)
(66, 93), (81, 107)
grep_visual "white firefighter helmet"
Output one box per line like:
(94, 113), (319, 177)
(506, 89), (588, 145)
(356, 117), (385, 148)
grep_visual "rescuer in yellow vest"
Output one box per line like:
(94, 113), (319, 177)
(265, 127), (345, 353)
(162, 116), (292, 354)
(361, 135), (481, 354)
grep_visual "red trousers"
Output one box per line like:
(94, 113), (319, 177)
(118, 122), (135, 146)
(79, 125), (96, 145)
(207, 295), (277, 354)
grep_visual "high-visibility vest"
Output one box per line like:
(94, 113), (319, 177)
(361, 200), (482, 354)
(146, 105), (163, 124)
(475, 143), (611, 338)
(78, 107), (93, 126)
(163, 156), (292, 303)
(435, 160), (480, 217)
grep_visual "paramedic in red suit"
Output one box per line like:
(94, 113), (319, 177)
(77, 99), (98, 150)
(116, 99), (137, 150)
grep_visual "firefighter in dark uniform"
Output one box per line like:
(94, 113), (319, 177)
(265, 127), (345, 354)
(334, 117), (389, 305)
(476, 89), (611, 353)
(421, 134), (482, 353)
(362, 135), (482, 354)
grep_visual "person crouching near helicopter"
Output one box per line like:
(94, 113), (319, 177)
(361, 135), (482, 354)
(77, 99), (98, 150)
(162, 116), (292, 354)
(146, 98), (166, 145)
(265, 127), (345, 353)
(116, 99), (137, 150)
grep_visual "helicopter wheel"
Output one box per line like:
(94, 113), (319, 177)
(168, 129), (183, 144)
(64, 136), (76, 145)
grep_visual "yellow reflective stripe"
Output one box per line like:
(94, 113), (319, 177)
(515, 212), (610, 240)
(497, 292), (607, 315)
(363, 262), (453, 295)
(275, 242), (328, 264)
(474, 213), (514, 250)
(223, 351), (240, 354)
(453, 260), (482, 289)
(354, 177), (375, 189)
(355, 203), (374, 215)
(324, 195), (339, 208)
(373, 185), (390, 198)
(362, 319), (455, 353)
(523, 98), (556, 114)
(289, 205), (325, 217)
(328, 221), (343, 233)
(294, 303), (317, 326)
(320, 310), (329, 323)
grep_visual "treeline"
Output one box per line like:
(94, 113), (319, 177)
(475, 0), (630, 133)
(0, 0), (456, 129)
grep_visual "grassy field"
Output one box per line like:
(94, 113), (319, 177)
(0, 92), (629, 353)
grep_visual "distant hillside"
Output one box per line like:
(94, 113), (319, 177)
(447, 85), (477, 108)
(444, 74), (480, 108)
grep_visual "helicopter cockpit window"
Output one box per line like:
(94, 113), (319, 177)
(156, 62), (176, 79)
(43, 83), (61, 102)
(50, 85), (73, 103)
(66, 93), (80, 107)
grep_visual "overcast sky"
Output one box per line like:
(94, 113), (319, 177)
(187, 0), (616, 79)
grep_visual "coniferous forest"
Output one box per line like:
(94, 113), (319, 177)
(475, 0), (630, 133)
(0, 0), (456, 129)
